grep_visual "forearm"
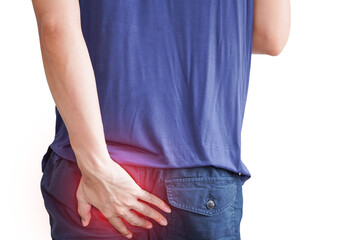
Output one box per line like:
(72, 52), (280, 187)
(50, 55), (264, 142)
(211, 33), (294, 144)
(36, 16), (111, 172)
(252, 0), (291, 55)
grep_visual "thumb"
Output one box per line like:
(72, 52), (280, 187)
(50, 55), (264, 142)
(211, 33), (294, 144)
(76, 180), (92, 227)
(78, 198), (92, 227)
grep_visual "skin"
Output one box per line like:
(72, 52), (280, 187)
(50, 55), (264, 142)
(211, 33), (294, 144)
(253, 0), (291, 55)
(31, 0), (290, 238)
(31, 1), (171, 239)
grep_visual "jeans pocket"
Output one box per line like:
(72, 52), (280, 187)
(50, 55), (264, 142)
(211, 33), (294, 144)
(164, 176), (237, 240)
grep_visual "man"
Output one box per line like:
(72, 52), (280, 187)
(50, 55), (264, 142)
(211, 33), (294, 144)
(32, 0), (290, 239)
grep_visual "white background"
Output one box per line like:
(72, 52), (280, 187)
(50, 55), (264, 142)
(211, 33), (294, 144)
(1, 1), (359, 239)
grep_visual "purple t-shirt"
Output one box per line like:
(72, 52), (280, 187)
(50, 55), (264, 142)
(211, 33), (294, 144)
(48, 0), (254, 184)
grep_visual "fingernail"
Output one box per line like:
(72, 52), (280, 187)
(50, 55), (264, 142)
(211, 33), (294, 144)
(165, 207), (172, 213)
(160, 219), (168, 226)
(81, 218), (86, 227)
(125, 233), (132, 239)
(145, 222), (153, 229)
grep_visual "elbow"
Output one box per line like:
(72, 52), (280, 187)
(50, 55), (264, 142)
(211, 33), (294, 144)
(38, 19), (66, 50)
(38, 15), (66, 39)
(266, 39), (286, 56)
(37, 17), (78, 56)
(252, 29), (290, 56)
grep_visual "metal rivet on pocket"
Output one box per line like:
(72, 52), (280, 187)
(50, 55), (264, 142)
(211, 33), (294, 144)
(206, 199), (215, 209)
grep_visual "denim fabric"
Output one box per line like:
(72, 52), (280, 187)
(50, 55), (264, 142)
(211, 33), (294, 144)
(40, 147), (244, 240)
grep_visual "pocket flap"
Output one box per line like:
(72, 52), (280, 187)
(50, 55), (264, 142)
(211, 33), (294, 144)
(164, 176), (237, 216)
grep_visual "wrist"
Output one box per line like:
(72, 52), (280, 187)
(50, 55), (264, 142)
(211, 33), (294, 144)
(72, 144), (113, 175)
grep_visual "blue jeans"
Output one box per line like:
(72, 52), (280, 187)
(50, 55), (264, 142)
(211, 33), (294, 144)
(40, 146), (244, 240)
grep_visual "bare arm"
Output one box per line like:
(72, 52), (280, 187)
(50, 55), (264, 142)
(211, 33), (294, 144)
(32, 0), (171, 238)
(252, 0), (291, 56)
(32, 0), (109, 170)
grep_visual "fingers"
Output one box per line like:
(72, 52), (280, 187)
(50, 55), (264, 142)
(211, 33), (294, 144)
(132, 200), (169, 226)
(107, 216), (133, 239)
(77, 198), (92, 227)
(137, 190), (172, 214)
(122, 209), (153, 229)
(76, 180), (92, 227)
(76, 173), (172, 237)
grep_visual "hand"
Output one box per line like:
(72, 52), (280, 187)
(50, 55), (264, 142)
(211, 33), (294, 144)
(75, 159), (172, 239)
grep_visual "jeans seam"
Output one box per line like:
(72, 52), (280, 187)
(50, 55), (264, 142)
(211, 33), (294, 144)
(231, 200), (235, 240)
(162, 176), (173, 240)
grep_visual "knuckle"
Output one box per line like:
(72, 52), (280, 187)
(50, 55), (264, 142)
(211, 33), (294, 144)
(115, 206), (127, 216)
(103, 210), (116, 219)
(152, 196), (162, 206)
(116, 225), (131, 236)
(108, 218), (128, 234)
(153, 198), (161, 206)
(160, 201), (167, 209)
(143, 208), (153, 217)
(122, 231), (132, 238)
(135, 189), (144, 197)
(148, 194), (155, 202)
(157, 198), (165, 206)
(156, 218), (166, 225)
(131, 185), (142, 193)
(115, 224), (127, 234)
(156, 214), (164, 222)
(127, 217), (140, 226)
(134, 218), (147, 227)
(141, 190), (151, 200)
(141, 221), (150, 227)
(122, 211), (147, 228)
(123, 198), (135, 207)
(115, 224), (125, 232)
(134, 219), (148, 228)
(140, 205), (156, 218)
